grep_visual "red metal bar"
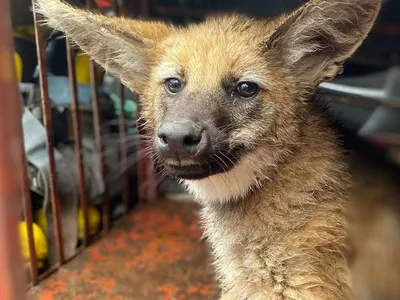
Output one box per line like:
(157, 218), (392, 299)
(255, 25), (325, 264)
(32, 0), (64, 266)
(136, 108), (154, 203)
(118, 83), (130, 212)
(139, 0), (150, 17)
(112, 0), (130, 212)
(15, 39), (39, 283)
(0, 1), (29, 298)
(65, 41), (90, 245)
(89, 62), (110, 230)
(112, 0), (120, 15)
(138, 0), (157, 203)
(136, 110), (146, 203)
(87, 0), (110, 231)
(21, 161), (39, 284)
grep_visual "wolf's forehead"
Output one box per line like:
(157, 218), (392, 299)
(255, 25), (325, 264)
(153, 32), (268, 90)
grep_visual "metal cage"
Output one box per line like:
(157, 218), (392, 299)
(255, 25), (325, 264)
(0, 0), (156, 297)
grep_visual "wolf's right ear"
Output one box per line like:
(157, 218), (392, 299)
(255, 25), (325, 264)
(35, 0), (173, 93)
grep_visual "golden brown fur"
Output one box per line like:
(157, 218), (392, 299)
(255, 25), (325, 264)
(35, 0), (383, 299)
(202, 115), (352, 299)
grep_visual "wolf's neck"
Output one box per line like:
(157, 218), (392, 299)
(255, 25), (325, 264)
(198, 117), (351, 299)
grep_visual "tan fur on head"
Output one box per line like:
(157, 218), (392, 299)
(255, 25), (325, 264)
(35, 0), (383, 299)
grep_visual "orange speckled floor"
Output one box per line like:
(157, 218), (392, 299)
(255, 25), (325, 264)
(28, 200), (219, 300)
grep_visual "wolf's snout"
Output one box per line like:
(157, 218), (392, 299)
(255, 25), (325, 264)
(156, 122), (207, 157)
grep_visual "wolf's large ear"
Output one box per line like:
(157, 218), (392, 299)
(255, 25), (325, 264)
(265, 0), (382, 86)
(35, 0), (173, 92)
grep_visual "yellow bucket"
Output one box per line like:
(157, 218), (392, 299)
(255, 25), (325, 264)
(14, 52), (23, 83)
(75, 50), (104, 85)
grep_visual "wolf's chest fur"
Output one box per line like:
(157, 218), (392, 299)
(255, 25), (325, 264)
(202, 194), (351, 300)
(198, 120), (352, 299)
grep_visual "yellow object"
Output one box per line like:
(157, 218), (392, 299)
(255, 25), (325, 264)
(14, 52), (23, 83)
(75, 50), (105, 85)
(75, 50), (91, 85)
(35, 210), (48, 235)
(19, 221), (48, 269)
(35, 206), (101, 240)
(78, 206), (101, 239)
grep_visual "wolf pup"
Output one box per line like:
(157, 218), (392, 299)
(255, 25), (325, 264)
(36, 0), (381, 299)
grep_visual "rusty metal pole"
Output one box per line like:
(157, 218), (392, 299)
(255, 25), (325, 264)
(137, 0), (158, 203)
(86, 0), (110, 231)
(90, 62), (110, 230)
(117, 84), (130, 212)
(139, 0), (150, 17)
(21, 152), (39, 284)
(135, 0), (147, 203)
(135, 107), (147, 203)
(65, 42), (90, 245)
(0, 0), (29, 298)
(32, 1), (65, 265)
(112, 0), (130, 213)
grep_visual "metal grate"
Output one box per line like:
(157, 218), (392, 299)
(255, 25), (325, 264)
(0, 0), (157, 297)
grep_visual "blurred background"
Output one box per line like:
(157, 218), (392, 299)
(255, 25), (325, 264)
(6, 0), (400, 299)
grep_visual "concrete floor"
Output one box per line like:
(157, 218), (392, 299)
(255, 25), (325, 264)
(28, 148), (400, 300)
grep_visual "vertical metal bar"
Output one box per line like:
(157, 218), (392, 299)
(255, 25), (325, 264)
(32, 0), (64, 265)
(136, 0), (157, 203)
(0, 1), (28, 298)
(65, 41), (90, 245)
(136, 115), (158, 203)
(86, 0), (93, 9)
(136, 106), (147, 203)
(139, 0), (150, 17)
(0, 19), (27, 300)
(118, 83), (130, 213)
(112, 0), (119, 15)
(22, 161), (39, 284)
(112, 0), (130, 213)
(86, 0), (92, 10)
(135, 0), (156, 202)
(0, 89), (27, 295)
(86, 0), (110, 230)
(16, 34), (38, 282)
(91, 64), (110, 230)
(134, 0), (147, 203)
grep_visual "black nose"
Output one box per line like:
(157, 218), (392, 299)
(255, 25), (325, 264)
(156, 122), (207, 156)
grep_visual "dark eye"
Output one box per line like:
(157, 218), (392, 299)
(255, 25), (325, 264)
(235, 82), (259, 98)
(165, 78), (183, 94)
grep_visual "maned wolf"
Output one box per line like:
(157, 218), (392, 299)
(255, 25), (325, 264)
(35, 0), (382, 299)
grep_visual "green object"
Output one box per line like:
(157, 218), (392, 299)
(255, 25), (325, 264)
(110, 93), (137, 134)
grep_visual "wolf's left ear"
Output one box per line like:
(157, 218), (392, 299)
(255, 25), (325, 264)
(265, 0), (382, 86)
(35, 0), (173, 93)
